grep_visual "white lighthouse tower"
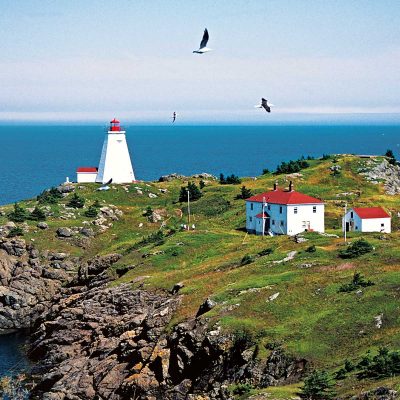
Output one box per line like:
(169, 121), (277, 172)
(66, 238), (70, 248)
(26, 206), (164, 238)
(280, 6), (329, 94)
(95, 119), (136, 184)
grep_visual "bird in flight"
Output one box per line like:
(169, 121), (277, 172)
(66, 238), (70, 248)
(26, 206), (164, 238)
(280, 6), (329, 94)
(193, 29), (212, 54)
(172, 112), (177, 123)
(255, 98), (274, 113)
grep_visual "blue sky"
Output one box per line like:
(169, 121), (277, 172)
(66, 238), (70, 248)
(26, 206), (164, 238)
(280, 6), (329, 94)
(1, 0), (400, 123)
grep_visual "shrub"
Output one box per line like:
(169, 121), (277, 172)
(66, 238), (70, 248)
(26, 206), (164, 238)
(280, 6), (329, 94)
(29, 207), (46, 221)
(37, 187), (63, 204)
(338, 239), (373, 259)
(241, 254), (254, 265)
(8, 203), (28, 223)
(334, 368), (347, 380)
(236, 186), (253, 199)
(262, 168), (270, 175)
(178, 182), (202, 202)
(321, 154), (331, 160)
(232, 383), (253, 396)
(305, 245), (316, 253)
(338, 272), (374, 293)
(220, 173), (242, 184)
(258, 247), (274, 257)
(84, 205), (99, 218)
(8, 227), (24, 237)
(300, 370), (335, 399)
(358, 347), (400, 379)
(275, 159), (310, 175)
(68, 193), (85, 209)
(344, 359), (355, 372)
(385, 149), (397, 166)
(143, 206), (153, 217)
(199, 180), (205, 189)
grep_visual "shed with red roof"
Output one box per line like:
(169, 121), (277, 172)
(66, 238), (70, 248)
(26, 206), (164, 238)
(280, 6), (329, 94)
(76, 167), (98, 183)
(344, 207), (391, 233)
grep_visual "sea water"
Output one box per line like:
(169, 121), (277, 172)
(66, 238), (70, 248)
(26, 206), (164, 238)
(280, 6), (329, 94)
(0, 124), (399, 205)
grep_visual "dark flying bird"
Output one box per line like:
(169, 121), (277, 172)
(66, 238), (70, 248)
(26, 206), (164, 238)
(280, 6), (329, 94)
(193, 29), (212, 54)
(255, 98), (275, 113)
(172, 112), (177, 123)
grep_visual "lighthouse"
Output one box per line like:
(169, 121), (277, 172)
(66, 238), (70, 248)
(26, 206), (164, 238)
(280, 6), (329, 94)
(96, 119), (136, 184)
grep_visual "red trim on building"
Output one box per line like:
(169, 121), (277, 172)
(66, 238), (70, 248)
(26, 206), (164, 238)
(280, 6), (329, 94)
(246, 189), (323, 205)
(77, 167), (98, 173)
(353, 207), (390, 219)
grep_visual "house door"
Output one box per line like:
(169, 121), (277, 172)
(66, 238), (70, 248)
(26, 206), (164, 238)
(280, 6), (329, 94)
(264, 217), (270, 233)
(346, 222), (350, 232)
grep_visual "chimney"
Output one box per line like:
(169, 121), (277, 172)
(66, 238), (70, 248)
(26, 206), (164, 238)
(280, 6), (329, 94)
(289, 181), (294, 192)
(273, 181), (278, 191)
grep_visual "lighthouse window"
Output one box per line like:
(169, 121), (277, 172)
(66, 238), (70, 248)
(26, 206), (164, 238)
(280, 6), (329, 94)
(313, 206), (317, 213)
(294, 207), (298, 214)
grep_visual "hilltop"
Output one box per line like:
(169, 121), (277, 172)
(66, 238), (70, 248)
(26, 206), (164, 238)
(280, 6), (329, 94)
(1, 154), (400, 399)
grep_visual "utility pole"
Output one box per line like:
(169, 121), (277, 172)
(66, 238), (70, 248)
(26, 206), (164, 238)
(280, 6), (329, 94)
(187, 189), (191, 230)
(262, 196), (266, 239)
(344, 202), (347, 243)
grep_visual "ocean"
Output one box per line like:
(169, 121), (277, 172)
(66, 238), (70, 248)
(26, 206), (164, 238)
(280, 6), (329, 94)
(0, 124), (399, 205)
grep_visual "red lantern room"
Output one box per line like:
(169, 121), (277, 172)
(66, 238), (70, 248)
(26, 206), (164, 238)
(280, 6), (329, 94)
(110, 118), (121, 132)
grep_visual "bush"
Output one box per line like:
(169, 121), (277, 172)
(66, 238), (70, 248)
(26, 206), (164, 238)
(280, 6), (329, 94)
(143, 206), (153, 217)
(358, 347), (400, 379)
(199, 180), (205, 189)
(232, 383), (253, 396)
(8, 227), (24, 238)
(8, 203), (28, 223)
(262, 168), (270, 175)
(338, 272), (374, 293)
(321, 154), (332, 160)
(236, 186), (253, 199)
(385, 149), (397, 166)
(68, 193), (85, 209)
(300, 370), (335, 399)
(305, 245), (316, 253)
(241, 254), (254, 265)
(84, 205), (99, 218)
(37, 187), (63, 204)
(338, 239), (374, 259)
(29, 207), (46, 221)
(178, 182), (202, 202)
(334, 368), (347, 380)
(219, 173), (242, 184)
(258, 247), (274, 257)
(275, 159), (310, 175)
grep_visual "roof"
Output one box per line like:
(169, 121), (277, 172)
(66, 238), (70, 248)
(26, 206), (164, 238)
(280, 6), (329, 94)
(246, 189), (323, 205)
(77, 167), (98, 173)
(255, 212), (269, 218)
(352, 207), (390, 219)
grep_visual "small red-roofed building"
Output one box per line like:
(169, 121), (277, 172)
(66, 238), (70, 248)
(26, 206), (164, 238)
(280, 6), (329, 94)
(245, 181), (324, 236)
(343, 207), (391, 233)
(76, 167), (98, 183)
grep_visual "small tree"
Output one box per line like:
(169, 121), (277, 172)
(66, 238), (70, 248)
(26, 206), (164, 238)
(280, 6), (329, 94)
(37, 187), (63, 204)
(301, 370), (335, 400)
(199, 180), (205, 189)
(84, 205), (99, 218)
(237, 186), (253, 199)
(8, 226), (24, 238)
(385, 149), (397, 166)
(68, 193), (85, 209)
(225, 174), (242, 184)
(178, 182), (202, 202)
(29, 207), (46, 221)
(8, 203), (28, 223)
(338, 239), (373, 259)
(219, 173), (226, 184)
(262, 168), (270, 175)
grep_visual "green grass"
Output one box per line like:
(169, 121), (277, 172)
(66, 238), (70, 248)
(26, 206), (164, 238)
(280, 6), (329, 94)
(2, 155), (400, 397)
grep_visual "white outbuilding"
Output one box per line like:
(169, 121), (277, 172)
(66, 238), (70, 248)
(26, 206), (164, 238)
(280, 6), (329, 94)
(245, 182), (324, 236)
(76, 167), (98, 183)
(343, 207), (391, 233)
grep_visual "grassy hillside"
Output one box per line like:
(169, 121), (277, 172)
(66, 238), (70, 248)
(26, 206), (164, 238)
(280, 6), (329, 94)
(2, 154), (400, 398)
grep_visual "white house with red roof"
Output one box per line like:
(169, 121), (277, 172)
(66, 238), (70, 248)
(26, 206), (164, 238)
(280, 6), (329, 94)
(343, 207), (391, 233)
(245, 182), (324, 236)
(76, 119), (135, 184)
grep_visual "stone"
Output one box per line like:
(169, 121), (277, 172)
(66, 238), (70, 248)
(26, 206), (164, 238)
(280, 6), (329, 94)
(37, 222), (49, 230)
(196, 298), (216, 317)
(148, 193), (158, 198)
(56, 227), (73, 238)
(80, 227), (95, 237)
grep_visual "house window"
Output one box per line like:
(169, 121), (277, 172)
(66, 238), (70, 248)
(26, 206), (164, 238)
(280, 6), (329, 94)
(249, 217), (252, 222)
(267, 205), (271, 210)
(294, 207), (298, 214)
(313, 206), (317, 213)
(250, 203), (253, 210)
(279, 206), (282, 214)
(350, 211), (353, 218)
(272, 220), (275, 225)
(280, 220), (284, 226)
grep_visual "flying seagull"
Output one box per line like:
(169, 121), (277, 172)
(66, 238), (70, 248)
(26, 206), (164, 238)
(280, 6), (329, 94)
(172, 112), (177, 123)
(255, 98), (274, 113)
(193, 29), (212, 54)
